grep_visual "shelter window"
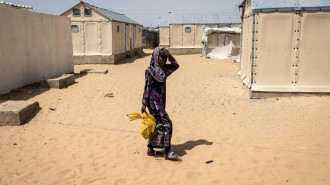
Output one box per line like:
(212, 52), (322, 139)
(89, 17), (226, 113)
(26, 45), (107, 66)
(71, 25), (79, 32)
(247, 0), (251, 6)
(72, 8), (81, 16)
(185, 27), (191, 33)
(84, 8), (92, 16)
(117, 25), (120, 32)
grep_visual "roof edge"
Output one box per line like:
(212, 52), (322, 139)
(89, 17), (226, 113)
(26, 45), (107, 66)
(60, 1), (143, 26)
(252, 6), (330, 13)
(82, 1), (143, 26)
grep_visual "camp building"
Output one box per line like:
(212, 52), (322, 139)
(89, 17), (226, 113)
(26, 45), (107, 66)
(159, 13), (241, 55)
(61, 1), (143, 64)
(239, 0), (330, 96)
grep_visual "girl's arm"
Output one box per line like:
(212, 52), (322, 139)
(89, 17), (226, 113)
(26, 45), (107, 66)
(142, 71), (150, 113)
(165, 55), (179, 77)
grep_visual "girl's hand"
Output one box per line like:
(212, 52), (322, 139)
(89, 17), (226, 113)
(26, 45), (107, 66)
(141, 104), (146, 114)
(163, 49), (170, 58)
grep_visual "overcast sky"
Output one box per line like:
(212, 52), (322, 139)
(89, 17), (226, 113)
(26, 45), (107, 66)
(6, 0), (243, 27)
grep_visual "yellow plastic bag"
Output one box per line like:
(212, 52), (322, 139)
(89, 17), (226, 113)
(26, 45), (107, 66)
(126, 112), (156, 140)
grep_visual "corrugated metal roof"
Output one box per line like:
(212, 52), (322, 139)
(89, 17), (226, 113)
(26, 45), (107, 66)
(0, 1), (33, 9)
(252, 0), (330, 12)
(160, 12), (241, 26)
(81, 1), (142, 26)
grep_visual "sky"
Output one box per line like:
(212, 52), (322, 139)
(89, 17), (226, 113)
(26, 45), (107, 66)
(6, 0), (243, 27)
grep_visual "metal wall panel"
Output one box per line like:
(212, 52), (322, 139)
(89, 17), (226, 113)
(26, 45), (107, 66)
(251, 13), (296, 91)
(101, 22), (111, 55)
(182, 25), (195, 47)
(195, 25), (206, 47)
(159, 27), (169, 46)
(112, 22), (125, 55)
(240, 16), (253, 87)
(71, 22), (83, 55)
(170, 25), (182, 48)
(85, 22), (99, 55)
(297, 12), (330, 92)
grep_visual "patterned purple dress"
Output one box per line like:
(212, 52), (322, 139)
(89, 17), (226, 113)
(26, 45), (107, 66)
(142, 47), (179, 149)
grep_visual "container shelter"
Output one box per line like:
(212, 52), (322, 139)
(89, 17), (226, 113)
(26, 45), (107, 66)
(239, 0), (330, 95)
(159, 13), (241, 55)
(61, 1), (143, 64)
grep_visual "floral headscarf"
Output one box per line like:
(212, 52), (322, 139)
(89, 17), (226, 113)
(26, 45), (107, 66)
(147, 46), (166, 82)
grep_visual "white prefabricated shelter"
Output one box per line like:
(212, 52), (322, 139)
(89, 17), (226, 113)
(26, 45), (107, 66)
(202, 27), (241, 60)
(239, 0), (330, 95)
(159, 13), (241, 55)
(61, 1), (143, 64)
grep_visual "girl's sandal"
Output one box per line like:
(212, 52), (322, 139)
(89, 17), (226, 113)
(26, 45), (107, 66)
(165, 151), (182, 162)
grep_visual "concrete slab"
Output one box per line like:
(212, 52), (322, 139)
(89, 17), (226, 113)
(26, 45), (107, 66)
(80, 69), (108, 74)
(40, 74), (75, 89)
(0, 100), (40, 126)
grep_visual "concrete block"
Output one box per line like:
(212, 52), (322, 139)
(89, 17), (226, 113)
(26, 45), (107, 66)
(80, 69), (108, 74)
(41, 74), (75, 89)
(0, 100), (40, 126)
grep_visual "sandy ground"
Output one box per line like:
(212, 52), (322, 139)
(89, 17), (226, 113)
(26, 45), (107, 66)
(0, 49), (330, 185)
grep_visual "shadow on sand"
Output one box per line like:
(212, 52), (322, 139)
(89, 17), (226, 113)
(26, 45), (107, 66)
(171, 139), (213, 157)
(0, 82), (51, 101)
(0, 73), (87, 101)
(116, 52), (152, 65)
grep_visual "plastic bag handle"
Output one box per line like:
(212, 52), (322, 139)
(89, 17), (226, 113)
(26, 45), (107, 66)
(126, 112), (142, 121)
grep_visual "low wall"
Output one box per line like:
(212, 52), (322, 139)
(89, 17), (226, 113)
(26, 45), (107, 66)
(168, 48), (202, 55)
(0, 7), (74, 94)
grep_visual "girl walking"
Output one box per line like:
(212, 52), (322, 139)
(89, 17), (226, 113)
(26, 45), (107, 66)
(141, 47), (180, 160)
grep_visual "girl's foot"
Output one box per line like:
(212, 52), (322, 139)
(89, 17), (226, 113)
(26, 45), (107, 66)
(147, 147), (155, 156)
(165, 151), (182, 161)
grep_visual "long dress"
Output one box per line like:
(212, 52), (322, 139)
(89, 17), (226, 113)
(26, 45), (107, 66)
(142, 56), (179, 148)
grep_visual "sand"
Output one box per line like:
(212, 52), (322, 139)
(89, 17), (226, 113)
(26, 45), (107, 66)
(0, 49), (330, 185)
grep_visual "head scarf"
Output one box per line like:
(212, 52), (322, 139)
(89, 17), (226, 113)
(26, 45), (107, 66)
(147, 46), (166, 82)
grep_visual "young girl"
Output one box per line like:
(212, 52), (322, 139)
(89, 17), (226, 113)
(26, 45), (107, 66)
(141, 47), (180, 160)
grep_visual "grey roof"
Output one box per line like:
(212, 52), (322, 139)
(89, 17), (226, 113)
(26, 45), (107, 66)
(159, 12), (241, 27)
(81, 1), (142, 26)
(250, 0), (330, 12)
